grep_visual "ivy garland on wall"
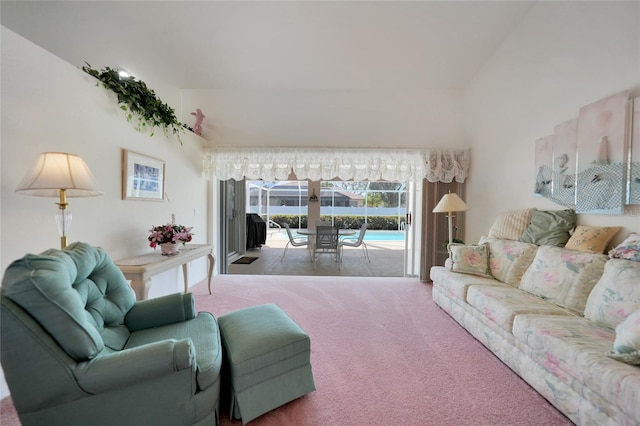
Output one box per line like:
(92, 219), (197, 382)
(82, 63), (186, 142)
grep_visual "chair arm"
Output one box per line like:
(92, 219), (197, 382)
(125, 292), (195, 331)
(340, 236), (357, 242)
(75, 338), (195, 393)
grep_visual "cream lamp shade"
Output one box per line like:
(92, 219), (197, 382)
(16, 152), (102, 197)
(432, 192), (469, 215)
(432, 192), (469, 246)
(16, 152), (102, 248)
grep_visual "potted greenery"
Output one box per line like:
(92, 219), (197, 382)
(82, 64), (186, 142)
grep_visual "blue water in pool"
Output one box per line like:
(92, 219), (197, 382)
(363, 231), (405, 241)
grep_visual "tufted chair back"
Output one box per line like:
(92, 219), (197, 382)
(2, 242), (135, 360)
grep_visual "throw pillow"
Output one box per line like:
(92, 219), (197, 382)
(584, 259), (640, 329)
(487, 208), (534, 241)
(447, 243), (492, 278)
(609, 232), (640, 261)
(565, 225), (621, 254)
(605, 309), (640, 365)
(519, 245), (608, 314)
(484, 238), (539, 287)
(519, 209), (576, 246)
(605, 351), (640, 365)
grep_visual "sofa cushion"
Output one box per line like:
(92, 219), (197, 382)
(519, 246), (607, 314)
(519, 209), (576, 247)
(487, 208), (534, 241)
(606, 309), (640, 365)
(513, 314), (640, 424)
(608, 232), (640, 261)
(484, 238), (538, 286)
(1, 242), (135, 360)
(466, 285), (570, 332)
(565, 225), (621, 254)
(430, 266), (505, 302)
(584, 259), (640, 329)
(447, 243), (492, 278)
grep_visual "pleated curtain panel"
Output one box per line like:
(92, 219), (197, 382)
(203, 147), (469, 183)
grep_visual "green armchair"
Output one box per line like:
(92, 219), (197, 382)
(1, 242), (222, 426)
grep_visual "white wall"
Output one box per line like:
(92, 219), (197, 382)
(464, 1), (640, 244)
(1, 27), (213, 398)
(180, 88), (466, 148)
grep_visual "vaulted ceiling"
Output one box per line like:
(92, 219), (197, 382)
(1, 1), (535, 147)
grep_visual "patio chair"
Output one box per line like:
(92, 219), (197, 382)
(281, 224), (310, 261)
(340, 223), (370, 262)
(314, 225), (340, 269)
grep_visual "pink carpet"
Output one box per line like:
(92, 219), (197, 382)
(1, 275), (571, 425)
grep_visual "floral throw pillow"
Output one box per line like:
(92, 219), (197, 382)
(584, 259), (640, 329)
(484, 238), (538, 287)
(565, 225), (621, 254)
(519, 245), (608, 314)
(608, 232), (640, 262)
(447, 243), (492, 278)
(606, 309), (640, 365)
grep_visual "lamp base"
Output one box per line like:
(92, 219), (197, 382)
(447, 213), (454, 248)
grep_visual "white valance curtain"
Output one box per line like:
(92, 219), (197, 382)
(203, 147), (469, 183)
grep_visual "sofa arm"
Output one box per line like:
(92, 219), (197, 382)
(75, 338), (195, 393)
(125, 292), (195, 331)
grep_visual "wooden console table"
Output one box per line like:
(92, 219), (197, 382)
(115, 244), (215, 300)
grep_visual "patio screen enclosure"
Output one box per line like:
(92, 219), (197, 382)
(247, 181), (407, 230)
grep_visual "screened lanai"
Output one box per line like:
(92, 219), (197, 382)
(247, 180), (407, 230)
(208, 147), (470, 278)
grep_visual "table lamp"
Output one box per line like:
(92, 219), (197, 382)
(432, 192), (469, 247)
(16, 152), (103, 249)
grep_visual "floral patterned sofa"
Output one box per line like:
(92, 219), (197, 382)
(430, 209), (640, 426)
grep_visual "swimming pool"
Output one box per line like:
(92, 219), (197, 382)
(362, 230), (405, 241)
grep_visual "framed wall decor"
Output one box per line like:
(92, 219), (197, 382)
(533, 135), (553, 198)
(122, 149), (165, 201)
(551, 118), (578, 208)
(629, 97), (640, 205)
(575, 90), (629, 214)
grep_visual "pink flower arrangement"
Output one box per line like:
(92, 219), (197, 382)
(148, 223), (193, 248)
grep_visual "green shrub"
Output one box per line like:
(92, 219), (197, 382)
(269, 215), (400, 230)
(269, 215), (308, 229)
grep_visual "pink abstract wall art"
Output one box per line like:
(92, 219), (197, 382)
(575, 90), (629, 214)
(551, 118), (578, 208)
(629, 97), (640, 205)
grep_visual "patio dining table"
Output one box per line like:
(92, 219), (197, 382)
(296, 228), (357, 237)
(296, 228), (357, 263)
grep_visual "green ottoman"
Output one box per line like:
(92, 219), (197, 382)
(218, 304), (316, 424)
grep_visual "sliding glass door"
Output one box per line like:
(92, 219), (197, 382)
(219, 179), (245, 273)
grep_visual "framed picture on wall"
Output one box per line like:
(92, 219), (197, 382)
(629, 97), (640, 205)
(551, 118), (578, 208)
(575, 90), (629, 214)
(122, 150), (165, 201)
(534, 135), (553, 198)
